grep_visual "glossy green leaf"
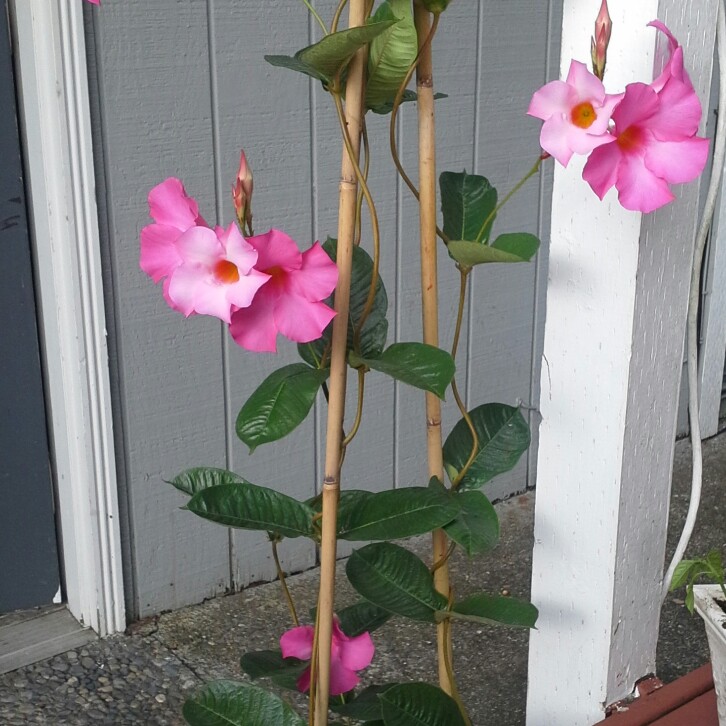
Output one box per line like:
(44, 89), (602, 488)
(366, 0), (417, 110)
(265, 21), (397, 87)
(379, 683), (466, 726)
(443, 403), (531, 490)
(351, 343), (455, 399)
(299, 238), (388, 366)
(169, 468), (245, 497)
(368, 89), (447, 115)
(444, 490), (499, 555)
(447, 232), (540, 268)
(338, 600), (392, 637)
(186, 483), (316, 539)
(338, 487), (459, 541)
(448, 593), (538, 628)
(183, 680), (305, 726)
(331, 684), (397, 721)
(419, 0), (453, 12)
(346, 543), (447, 622)
(240, 650), (307, 691)
(440, 171), (497, 243)
(236, 364), (328, 452)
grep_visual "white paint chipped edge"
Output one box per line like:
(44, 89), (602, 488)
(9, 0), (124, 636)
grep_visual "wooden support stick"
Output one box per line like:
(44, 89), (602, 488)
(313, 2), (367, 724)
(413, 4), (452, 696)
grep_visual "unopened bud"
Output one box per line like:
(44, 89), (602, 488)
(591, 0), (612, 80)
(232, 150), (254, 232)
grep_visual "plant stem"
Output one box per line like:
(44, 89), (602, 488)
(413, 4), (452, 697)
(450, 268), (479, 488)
(313, 1), (368, 723)
(474, 154), (546, 244)
(354, 121), (371, 247)
(442, 614), (472, 726)
(331, 0), (350, 33)
(302, 0), (329, 35)
(271, 539), (299, 627)
(388, 15), (448, 245)
(342, 370), (366, 447)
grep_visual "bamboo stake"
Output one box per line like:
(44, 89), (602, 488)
(413, 4), (453, 696)
(313, 2), (368, 724)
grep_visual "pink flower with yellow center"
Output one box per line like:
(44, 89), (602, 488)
(280, 620), (375, 696)
(582, 23), (708, 213)
(528, 60), (621, 167)
(140, 178), (269, 323)
(229, 229), (338, 353)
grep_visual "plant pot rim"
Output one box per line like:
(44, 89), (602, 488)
(694, 584), (726, 641)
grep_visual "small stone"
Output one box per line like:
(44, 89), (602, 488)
(155, 694), (167, 704)
(66, 651), (78, 661)
(81, 657), (95, 669)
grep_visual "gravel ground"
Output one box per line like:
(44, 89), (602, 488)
(0, 434), (722, 725)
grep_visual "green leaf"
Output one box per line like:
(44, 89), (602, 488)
(670, 560), (699, 591)
(447, 593), (538, 628)
(337, 487), (459, 541)
(351, 343), (455, 399)
(346, 543), (447, 622)
(706, 550), (725, 583)
(444, 490), (499, 555)
(447, 233), (540, 268)
(337, 600), (392, 636)
(186, 483), (316, 539)
(236, 364), (328, 452)
(379, 683), (466, 726)
(443, 403), (531, 490)
(331, 684), (397, 721)
(240, 650), (307, 692)
(685, 587), (695, 614)
(366, 0), (417, 110)
(368, 89), (447, 115)
(265, 21), (397, 88)
(440, 171), (497, 243)
(169, 468), (245, 497)
(183, 680), (305, 726)
(299, 238), (388, 367)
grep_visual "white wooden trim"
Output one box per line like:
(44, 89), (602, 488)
(698, 172), (726, 438)
(9, 0), (125, 636)
(527, 1), (717, 723)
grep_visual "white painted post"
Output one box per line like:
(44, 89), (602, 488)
(526, 2), (717, 724)
(699, 174), (726, 438)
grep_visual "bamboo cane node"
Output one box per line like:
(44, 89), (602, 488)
(427, 416), (441, 428)
(417, 77), (434, 89)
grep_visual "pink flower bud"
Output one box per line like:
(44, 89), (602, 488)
(232, 150), (254, 232)
(590, 0), (612, 80)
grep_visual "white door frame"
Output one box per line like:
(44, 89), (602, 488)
(9, 0), (125, 636)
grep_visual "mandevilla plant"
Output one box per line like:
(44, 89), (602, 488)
(670, 550), (726, 614)
(84, 0), (708, 723)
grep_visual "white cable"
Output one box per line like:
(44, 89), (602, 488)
(662, 0), (726, 600)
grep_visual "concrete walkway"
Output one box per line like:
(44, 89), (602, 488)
(0, 434), (724, 725)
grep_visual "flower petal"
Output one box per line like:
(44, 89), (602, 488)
(280, 626), (315, 661)
(148, 178), (202, 230)
(229, 286), (280, 352)
(582, 141), (622, 200)
(166, 265), (207, 318)
(285, 243), (339, 302)
(539, 115), (576, 167)
(217, 223), (258, 275)
(612, 83), (659, 132)
(644, 136), (709, 184)
(247, 229), (302, 272)
(175, 226), (224, 267)
(616, 152), (675, 213)
(527, 79), (575, 121)
(566, 60), (606, 103)
(328, 660), (360, 696)
(274, 295), (336, 345)
(649, 76), (702, 140)
(337, 632), (375, 672)
(140, 224), (183, 282)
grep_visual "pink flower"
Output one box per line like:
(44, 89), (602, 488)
(229, 229), (338, 353)
(280, 620), (374, 696)
(582, 24), (708, 213)
(140, 178), (269, 323)
(85, 0), (99, 4)
(527, 60), (621, 167)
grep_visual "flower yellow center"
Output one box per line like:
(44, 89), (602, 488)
(616, 126), (643, 153)
(213, 259), (240, 284)
(570, 101), (597, 129)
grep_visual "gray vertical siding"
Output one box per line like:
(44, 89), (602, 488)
(88, 0), (561, 619)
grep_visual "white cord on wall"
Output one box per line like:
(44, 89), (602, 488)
(661, 0), (726, 600)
